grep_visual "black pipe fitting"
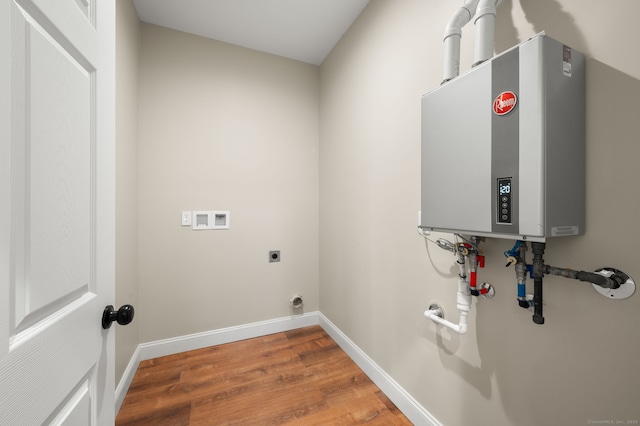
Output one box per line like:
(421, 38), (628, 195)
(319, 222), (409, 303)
(544, 266), (627, 289)
(531, 242), (546, 325)
(518, 300), (530, 309)
(544, 265), (579, 280)
(577, 270), (625, 289)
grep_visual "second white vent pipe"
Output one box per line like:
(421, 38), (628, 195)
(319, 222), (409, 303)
(473, 0), (503, 65)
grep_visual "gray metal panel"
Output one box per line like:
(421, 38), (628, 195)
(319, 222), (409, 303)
(420, 34), (584, 240)
(518, 35), (545, 237)
(543, 36), (585, 236)
(491, 46), (520, 235)
(421, 63), (492, 233)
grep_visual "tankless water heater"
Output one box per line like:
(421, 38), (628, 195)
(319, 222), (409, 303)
(421, 34), (585, 241)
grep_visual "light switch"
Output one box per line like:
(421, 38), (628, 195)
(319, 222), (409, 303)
(181, 211), (192, 226)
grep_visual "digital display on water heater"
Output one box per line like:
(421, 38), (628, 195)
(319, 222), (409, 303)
(497, 177), (512, 224)
(499, 181), (511, 195)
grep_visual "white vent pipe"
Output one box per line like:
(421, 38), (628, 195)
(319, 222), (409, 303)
(442, 0), (502, 82)
(442, 0), (479, 82)
(473, 0), (503, 65)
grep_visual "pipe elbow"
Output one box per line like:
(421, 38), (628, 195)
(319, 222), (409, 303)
(444, 0), (480, 39)
(474, 0), (501, 22)
(474, 7), (496, 22)
(444, 11), (470, 39)
(424, 309), (442, 320)
(425, 304), (470, 335)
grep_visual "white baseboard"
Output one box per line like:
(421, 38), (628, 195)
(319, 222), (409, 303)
(115, 311), (439, 425)
(318, 313), (441, 426)
(137, 312), (319, 361)
(115, 345), (141, 413)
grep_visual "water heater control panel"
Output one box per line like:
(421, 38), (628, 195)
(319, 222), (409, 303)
(497, 178), (512, 225)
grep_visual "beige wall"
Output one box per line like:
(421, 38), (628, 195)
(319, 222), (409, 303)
(115, 0), (141, 384)
(320, 0), (640, 425)
(117, 0), (640, 423)
(137, 24), (320, 342)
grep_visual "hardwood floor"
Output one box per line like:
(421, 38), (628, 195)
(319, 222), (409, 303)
(116, 325), (412, 425)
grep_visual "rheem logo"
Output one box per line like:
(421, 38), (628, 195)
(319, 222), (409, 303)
(493, 91), (517, 116)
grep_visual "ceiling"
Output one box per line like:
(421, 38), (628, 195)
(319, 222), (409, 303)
(133, 0), (370, 66)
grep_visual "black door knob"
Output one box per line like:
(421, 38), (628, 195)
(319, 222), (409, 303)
(102, 304), (135, 329)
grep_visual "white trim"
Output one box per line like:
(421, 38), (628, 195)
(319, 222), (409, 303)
(115, 311), (440, 425)
(318, 313), (441, 426)
(115, 345), (141, 413)
(138, 312), (319, 361)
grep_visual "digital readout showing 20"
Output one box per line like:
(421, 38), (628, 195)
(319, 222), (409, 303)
(498, 178), (512, 224)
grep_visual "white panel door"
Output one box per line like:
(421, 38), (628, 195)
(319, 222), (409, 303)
(0, 0), (115, 424)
